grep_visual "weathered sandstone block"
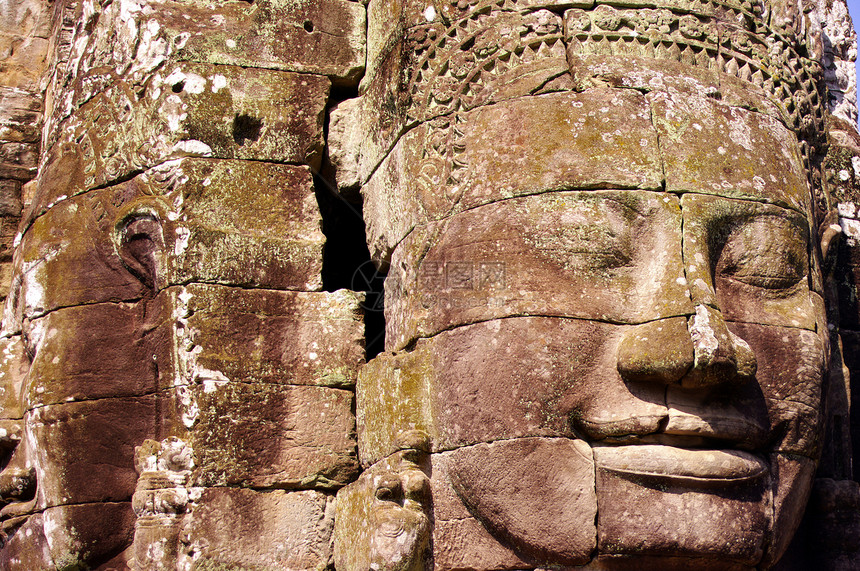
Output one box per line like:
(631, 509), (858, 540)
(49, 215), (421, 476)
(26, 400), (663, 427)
(163, 382), (359, 489)
(161, 284), (365, 389)
(27, 396), (157, 508)
(35, 64), (328, 215)
(181, 488), (336, 570)
(358, 90), (664, 262)
(15, 158), (324, 323)
(385, 191), (690, 350)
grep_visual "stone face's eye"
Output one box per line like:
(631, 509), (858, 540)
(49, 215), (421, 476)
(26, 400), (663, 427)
(375, 478), (402, 502)
(714, 215), (807, 290)
(522, 195), (638, 273)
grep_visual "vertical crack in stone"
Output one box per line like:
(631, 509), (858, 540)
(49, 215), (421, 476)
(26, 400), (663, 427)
(318, 84), (385, 359)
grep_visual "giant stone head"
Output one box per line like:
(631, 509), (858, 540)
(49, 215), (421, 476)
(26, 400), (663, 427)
(333, 0), (837, 569)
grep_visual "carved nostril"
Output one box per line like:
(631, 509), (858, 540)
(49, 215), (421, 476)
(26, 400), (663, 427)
(728, 330), (757, 379)
(617, 317), (695, 384)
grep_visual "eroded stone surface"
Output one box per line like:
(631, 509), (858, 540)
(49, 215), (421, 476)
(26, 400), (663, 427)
(180, 488), (336, 570)
(652, 92), (811, 212)
(448, 438), (596, 565)
(15, 159), (325, 322)
(359, 91), (663, 263)
(163, 284), (365, 389)
(595, 445), (769, 564)
(358, 317), (669, 464)
(173, 382), (359, 489)
(334, 447), (432, 571)
(34, 65), (329, 219)
(681, 194), (817, 331)
(385, 191), (690, 350)
(28, 396), (157, 509)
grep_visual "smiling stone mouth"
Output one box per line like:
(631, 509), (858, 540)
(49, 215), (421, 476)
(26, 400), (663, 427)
(593, 444), (769, 487)
(577, 408), (769, 451)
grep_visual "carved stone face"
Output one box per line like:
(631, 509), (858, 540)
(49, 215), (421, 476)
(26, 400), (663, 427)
(0, 157), (360, 569)
(350, 1), (828, 568)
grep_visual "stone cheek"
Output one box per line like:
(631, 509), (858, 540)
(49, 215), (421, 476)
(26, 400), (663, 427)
(447, 438), (597, 565)
(22, 302), (164, 408)
(358, 317), (669, 465)
(28, 396), (158, 509)
(764, 453), (817, 568)
(39, 503), (137, 571)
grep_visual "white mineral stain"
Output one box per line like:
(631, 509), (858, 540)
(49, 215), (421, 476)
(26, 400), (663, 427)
(841, 217), (860, 240)
(727, 111), (753, 151)
(211, 74), (228, 93)
(182, 73), (207, 94)
(174, 32), (191, 49)
(839, 201), (857, 218)
(174, 227), (191, 256)
(689, 305), (719, 364)
(172, 140), (213, 156)
(424, 5), (436, 21)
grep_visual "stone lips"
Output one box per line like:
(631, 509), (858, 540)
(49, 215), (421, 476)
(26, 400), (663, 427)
(593, 445), (768, 484)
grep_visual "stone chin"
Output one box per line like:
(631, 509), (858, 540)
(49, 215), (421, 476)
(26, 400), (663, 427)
(449, 438), (813, 569)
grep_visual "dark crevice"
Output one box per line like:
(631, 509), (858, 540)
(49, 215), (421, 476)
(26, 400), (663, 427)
(232, 114), (263, 146)
(316, 83), (385, 359)
(314, 177), (385, 360)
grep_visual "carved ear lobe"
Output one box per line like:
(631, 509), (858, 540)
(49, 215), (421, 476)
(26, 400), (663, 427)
(116, 213), (164, 289)
(820, 209), (842, 262)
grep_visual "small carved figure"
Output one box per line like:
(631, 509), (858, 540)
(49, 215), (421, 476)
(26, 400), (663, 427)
(335, 431), (432, 571)
(131, 438), (194, 571)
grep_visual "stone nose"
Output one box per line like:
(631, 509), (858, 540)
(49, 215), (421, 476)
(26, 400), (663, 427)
(617, 305), (756, 389)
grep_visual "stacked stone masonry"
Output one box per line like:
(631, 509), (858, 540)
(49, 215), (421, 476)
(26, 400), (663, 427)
(0, 0), (367, 569)
(2, 0), (860, 570)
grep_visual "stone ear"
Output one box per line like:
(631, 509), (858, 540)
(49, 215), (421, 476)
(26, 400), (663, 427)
(115, 211), (164, 290)
(820, 209), (842, 262)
